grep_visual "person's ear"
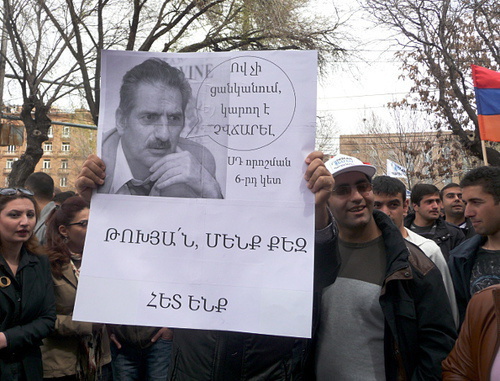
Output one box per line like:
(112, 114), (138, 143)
(403, 199), (409, 214)
(116, 108), (127, 136)
(58, 225), (68, 238)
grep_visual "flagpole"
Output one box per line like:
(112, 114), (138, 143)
(481, 140), (489, 166)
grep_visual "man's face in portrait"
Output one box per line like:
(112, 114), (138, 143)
(117, 81), (185, 178)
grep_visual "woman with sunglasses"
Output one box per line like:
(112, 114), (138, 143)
(0, 188), (56, 380)
(42, 197), (111, 380)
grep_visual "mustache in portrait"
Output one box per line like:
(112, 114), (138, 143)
(146, 138), (172, 150)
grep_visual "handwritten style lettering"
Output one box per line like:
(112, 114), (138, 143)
(212, 124), (275, 137)
(209, 82), (280, 97)
(104, 227), (198, 249)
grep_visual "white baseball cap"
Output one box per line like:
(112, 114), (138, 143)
(325, 154), (376, 178)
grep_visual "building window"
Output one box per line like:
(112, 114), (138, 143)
(60, 177), (67, 187)
(7, 145), (16, 153)
(42, 159), (51, 169)
(44, 142), (53, 152)
(47, 127), (53, 138)
(61, 160), (69, 169)
(61, 142), (70, 152)
(6, 159), (14, 169)
(62, 126), (70, 138)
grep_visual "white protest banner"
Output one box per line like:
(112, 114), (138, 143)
(387, 159), (407, 179)
(73, 50), (317, 338)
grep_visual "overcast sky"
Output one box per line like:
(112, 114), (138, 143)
(317, 2), (413, 140)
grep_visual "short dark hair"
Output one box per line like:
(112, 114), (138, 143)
(440, 182), (460, 200)
(372, 176), (407, 201)
(25, 172), (54, 200)
(53, 191), (76, 205)
(410, 183), (440, 206)
(118, 58), (192, 118)
(460, 166), (500, 204)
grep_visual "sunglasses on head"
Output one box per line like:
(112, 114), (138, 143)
(0, 188), (34, 196)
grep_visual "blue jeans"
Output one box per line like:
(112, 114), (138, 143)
(110, 339), (172, 380)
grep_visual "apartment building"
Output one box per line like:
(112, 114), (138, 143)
(0, 108), (96, 190)
(338, 130), (480, 189)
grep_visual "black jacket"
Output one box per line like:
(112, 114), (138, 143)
(168, 233), (337, 381)
(0, 249), (56, 381)
(169, 329), (307, 380)
(404, 214), (465, 260)
(462, 218), (476, 240)
(313, 211), (457, 380)
(448, 234), (487, 326)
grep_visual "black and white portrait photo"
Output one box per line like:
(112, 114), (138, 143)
(98, 53), (225, 199)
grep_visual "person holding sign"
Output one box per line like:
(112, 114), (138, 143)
(0, 188), (56, 380)
(314, 154), (456, 380)
(99, 58), (222, 199)
(86, 57), (222, 379)
(76, 151), (336, 380)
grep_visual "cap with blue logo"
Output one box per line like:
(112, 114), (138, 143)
(325, 154), (376, 178)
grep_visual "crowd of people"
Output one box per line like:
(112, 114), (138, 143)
(0, 59), (498, 380)
(0, 155), (498, 380)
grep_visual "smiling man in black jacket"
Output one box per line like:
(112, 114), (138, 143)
(313, 154), (456, 380)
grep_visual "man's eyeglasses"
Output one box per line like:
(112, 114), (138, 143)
(332, 182), (373, 197)
(0, 188), (34, 196)
(67, 220), (89, 227)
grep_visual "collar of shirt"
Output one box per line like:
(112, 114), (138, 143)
(109, 139), (140, 194)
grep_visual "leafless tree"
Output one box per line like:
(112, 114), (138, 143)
(1, 0), (82, 186)
(316, 113), (339, 156)
(363, 0), (500, 165)
(356, 109), (480, 188)
(1, 0), (349, 183)
(38, 0), (349, 124)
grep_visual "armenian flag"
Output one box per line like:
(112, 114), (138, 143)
(471, 65), (500, 142)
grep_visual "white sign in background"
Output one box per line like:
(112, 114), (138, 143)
(74, 50), (317, 338)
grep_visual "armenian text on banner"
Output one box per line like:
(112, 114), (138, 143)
(471, 64), (500, 142)
(73, 50), (317, 338)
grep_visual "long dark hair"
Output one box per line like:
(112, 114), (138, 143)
(0, 191), (43, 255)
(45, 196), (89, 278)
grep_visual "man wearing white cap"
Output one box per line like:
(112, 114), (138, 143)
(313, 154), (456, 380)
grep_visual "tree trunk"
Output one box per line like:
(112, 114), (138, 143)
(8, 96), (51, 187)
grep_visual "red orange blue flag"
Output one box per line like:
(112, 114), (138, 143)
(471, 65), (500, 142)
